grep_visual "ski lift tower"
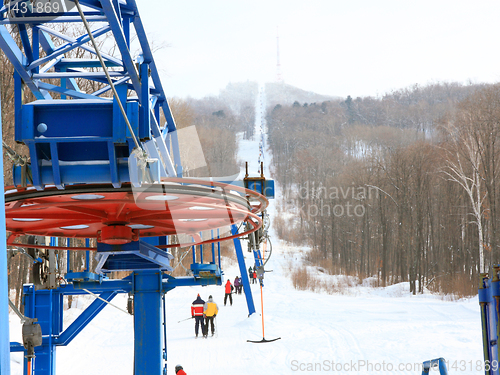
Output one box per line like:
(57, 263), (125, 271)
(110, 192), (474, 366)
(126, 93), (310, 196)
(0, 1), (273, 374)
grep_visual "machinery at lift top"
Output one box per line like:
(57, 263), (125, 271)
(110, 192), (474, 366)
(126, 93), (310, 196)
(0, 1), (274, 375)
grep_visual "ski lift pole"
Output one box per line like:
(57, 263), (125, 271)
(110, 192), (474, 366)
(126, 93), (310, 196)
(252, 234), (264, 287)
(260, 284), (265, 339)
(211, 230), (215, 264)
(162, 294), (167, 375)
(231, 224), (256, 316)
(247, 282), (280, 343)
(217, 229), (221, 268)
(85, 238), (90, 272)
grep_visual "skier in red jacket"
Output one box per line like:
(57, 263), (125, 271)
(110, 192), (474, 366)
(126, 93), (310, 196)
(191, 294), (205, 338)
(224, 279), (233, 306)
(175, 364), (187, 375)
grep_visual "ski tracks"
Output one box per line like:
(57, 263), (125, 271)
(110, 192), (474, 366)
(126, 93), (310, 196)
(279, 299), (366, 373)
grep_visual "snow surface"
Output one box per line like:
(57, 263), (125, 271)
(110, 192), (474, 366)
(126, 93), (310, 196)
(9, 83), (483, 374)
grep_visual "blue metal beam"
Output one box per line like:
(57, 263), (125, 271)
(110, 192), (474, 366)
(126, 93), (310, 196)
(37, 25), (123, 67)
(422, 358), (449, 375)
(0, 15), (109, 24)
(37, 81), (104, 100)
(13, 158), (131, 188)
(0, 90), (10, 375)
(479, 274), (500, 375)
(37, 29), (81, 94)
(96, 240), (174, 273)
(100, 0), (141, 98)
(0, 25), (49, 99)
(71, 274), (217, 293)
(167, 129), (183, 176)
(8, 273), (221, 375)
(34, 71), (125, 79)
(18, 24), (34, 63)
(56, 291), (117, 346)
(93, 76), (131, 96)
(55, 58), (122, 69)
(133, 271), (163, 375)
(27, 25), (112, 71)
(231, 224), (256, 316)
(150, 114), (176, 177)
(12, 291), (118, 350)
(22, 286), (62, 374)
(126, 0), (182, 173)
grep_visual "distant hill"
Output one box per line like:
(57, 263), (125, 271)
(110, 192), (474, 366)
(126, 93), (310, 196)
(265, 82), (339, 108)
(217, 81), (339, 114)
(218, 81), (259, 115)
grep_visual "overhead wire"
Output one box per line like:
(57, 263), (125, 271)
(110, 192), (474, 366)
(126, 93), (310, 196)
(170, 246), (193, 274)
(82, 288), (131, 315)
(2, 140), (32, 184)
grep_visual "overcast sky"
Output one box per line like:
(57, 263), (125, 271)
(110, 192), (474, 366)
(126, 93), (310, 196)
(135, 0), (500, 99)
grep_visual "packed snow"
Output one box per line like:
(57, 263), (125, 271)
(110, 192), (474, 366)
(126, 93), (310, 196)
(9, 84), (483, 374)
(8, 243), (484, 375)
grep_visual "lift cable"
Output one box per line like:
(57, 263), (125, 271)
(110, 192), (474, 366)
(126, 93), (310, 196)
(170, 246), (193, 274)
(82, 288), (132, 315)
(2, 141), (27, 166)
(8, 299), (33, 324)
(2, 141), (32, 185)
(262, 236), (272, 267)
(74, 0), (143, 153)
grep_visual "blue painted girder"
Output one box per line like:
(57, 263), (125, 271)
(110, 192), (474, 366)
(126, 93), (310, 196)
(0, 0), (183, 189)
(95, 239), (174, 273)
(479, 274), (500, 375)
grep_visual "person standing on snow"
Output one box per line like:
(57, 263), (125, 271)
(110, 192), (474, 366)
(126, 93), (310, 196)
(248, 266), (253, 281)
(233, 276), (240, 295)
(175, 365), (187, 375)
(224, 279), (234, 306)
(203, 295), (218, 337)
(191, 294), (205, 338)
(238, 276), (243, 294)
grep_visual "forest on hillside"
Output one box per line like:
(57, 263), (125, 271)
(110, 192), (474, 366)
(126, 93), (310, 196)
(268, 82), (500, 296)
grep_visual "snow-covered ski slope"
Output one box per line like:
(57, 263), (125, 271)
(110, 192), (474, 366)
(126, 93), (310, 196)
(9, 83), (483, 374)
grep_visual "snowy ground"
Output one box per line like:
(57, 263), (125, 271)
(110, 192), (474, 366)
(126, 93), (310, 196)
(9, 84), (484, 374)
(8, 247), (484, 375)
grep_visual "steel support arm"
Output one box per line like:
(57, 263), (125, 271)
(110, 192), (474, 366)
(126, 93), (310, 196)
(0, 88), (10, 375)
(55, 291), (118, 346)
(28, 25), (112, 71)
(0, 26), (49, 99)
(231, 224), (256, 316)
(100, 0), (141, 97)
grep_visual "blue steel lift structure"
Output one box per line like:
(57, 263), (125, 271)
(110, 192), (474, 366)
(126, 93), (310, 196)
(480, 269), (500, 375)
(0, 1), (274, 374)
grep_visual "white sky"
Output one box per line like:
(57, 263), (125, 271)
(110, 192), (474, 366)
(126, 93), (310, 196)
(136, 0), (500, 99)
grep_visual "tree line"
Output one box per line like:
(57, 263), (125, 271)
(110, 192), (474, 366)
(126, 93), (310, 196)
(268, 82), (500, 296)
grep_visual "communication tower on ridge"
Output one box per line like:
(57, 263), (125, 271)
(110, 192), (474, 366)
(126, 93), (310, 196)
(276, 26), (284, 83)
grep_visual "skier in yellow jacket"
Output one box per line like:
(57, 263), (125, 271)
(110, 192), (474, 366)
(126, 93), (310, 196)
(203, 295), (219, 337)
